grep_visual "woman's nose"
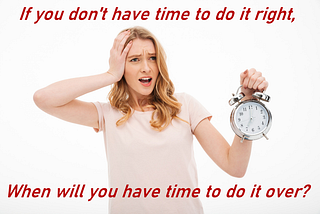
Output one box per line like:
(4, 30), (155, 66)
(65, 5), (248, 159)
(140, 59), (151, 73)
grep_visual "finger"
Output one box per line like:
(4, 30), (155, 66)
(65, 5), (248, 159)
(252, 76), (265, 90)
(247, 71), (262, 89)
(117, 30), (131, 52)
(257, 80), (269, 92)
(121, 40), (133, 58)
(242, 68), (256, 89)
(240, 69), (248, 85)
(112, 33), (124, 50)
(112, 30), (129, 50)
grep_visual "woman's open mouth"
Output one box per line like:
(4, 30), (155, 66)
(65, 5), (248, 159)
(139, 77), (152, 87)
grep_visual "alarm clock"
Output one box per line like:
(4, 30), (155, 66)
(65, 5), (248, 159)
(228, 85), (272, 142)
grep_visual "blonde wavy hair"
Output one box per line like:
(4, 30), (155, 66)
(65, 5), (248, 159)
(108, 26), (186, 131)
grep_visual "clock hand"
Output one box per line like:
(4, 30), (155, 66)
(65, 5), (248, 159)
(247, 106), (253, 127)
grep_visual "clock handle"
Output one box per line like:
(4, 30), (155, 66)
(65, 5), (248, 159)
(236, 85), (271, 103)
(229, 85), (245, 106)
(236, 85), (243, 95)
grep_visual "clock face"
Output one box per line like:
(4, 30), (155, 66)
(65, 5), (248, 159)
(234, 101), (269, 135)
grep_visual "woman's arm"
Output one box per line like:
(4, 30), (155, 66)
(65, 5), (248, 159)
(194, 119), (252, 178)
(33, 30), (132, 129)
(194, 68), (268, 177)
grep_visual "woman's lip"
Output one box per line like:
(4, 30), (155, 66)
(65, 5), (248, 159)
(139, 78), (152, 87)
(138, 76), (153, 87)
(139, 76), (153, 79)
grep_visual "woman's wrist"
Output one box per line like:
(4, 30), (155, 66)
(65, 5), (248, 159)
(105, 70), (122, 84)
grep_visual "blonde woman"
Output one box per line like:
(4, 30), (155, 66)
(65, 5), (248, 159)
(34, 26), (268, 213)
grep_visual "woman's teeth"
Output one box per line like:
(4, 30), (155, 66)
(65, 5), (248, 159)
(139, 78), (152, 83)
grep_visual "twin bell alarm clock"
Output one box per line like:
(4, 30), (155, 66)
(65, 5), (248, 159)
(228, 85), (272, 142)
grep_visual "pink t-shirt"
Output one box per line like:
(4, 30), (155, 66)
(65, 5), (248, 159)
(93, 93), (212, 214)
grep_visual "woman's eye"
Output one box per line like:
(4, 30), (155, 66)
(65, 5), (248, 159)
(130, 58), (138, 62)
(150, 56), (156, 61)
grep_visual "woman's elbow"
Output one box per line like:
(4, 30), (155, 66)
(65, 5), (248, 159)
(232, 172), (246, 178)
(228, 168), (247, 178)
(33, 89), (49, 109)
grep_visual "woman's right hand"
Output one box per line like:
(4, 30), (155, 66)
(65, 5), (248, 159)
(107, 30), (133, 82)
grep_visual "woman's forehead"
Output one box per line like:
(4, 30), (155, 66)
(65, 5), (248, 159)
(128, 38), (155, 55)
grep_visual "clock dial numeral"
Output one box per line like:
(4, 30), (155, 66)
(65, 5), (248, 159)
(234, 101), (269, 135)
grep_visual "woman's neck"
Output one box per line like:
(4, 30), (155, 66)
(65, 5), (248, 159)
(129, 98), (154, 112)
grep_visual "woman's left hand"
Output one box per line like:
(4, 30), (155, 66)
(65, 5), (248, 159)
(240, 68), (269, 99)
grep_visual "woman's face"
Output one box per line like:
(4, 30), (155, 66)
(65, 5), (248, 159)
(124, 38), (159, 104)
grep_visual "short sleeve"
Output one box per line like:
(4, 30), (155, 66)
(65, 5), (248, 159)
(185, 94), (212, 134)
(92, 102), (105, 133)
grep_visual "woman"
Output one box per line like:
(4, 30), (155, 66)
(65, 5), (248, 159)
(33, 26), (268, 213)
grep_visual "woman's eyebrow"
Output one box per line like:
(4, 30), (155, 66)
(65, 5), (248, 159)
(128, 53), (156, 58)
(127, 54), (142, 58)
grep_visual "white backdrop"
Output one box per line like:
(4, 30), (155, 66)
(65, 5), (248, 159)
(1, 0), (319, 213)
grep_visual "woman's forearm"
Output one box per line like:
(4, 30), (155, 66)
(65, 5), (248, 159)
(34, 72), (116, 108)
(34, 30), (132, 110)
(227, 136), (253, 177)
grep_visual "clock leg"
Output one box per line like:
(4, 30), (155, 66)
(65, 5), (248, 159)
(241, 135), (245, 143)
(263, 133), (269, 140)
